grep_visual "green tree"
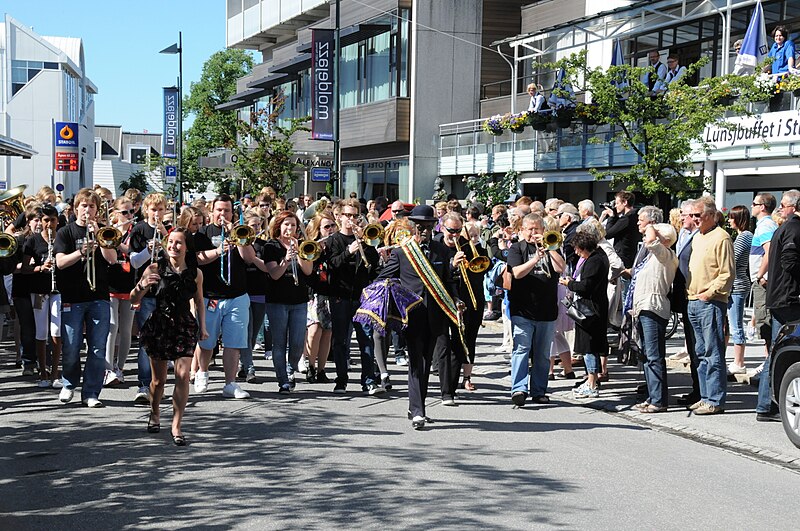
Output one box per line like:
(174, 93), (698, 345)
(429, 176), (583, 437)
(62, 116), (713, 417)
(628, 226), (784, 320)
(119, 170), (149, 194)
(182, 49), (253, 193)
(464, 170), (519, 207)
(232, 93), (310, 197)
(540, 50), (764, 197)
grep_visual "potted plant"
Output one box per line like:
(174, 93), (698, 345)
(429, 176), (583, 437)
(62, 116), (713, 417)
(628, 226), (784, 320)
(529, 112), (551, 131)
(508, 111), (529, 133)
(482, 114), (504, 136)
(554, 106), (575, 128)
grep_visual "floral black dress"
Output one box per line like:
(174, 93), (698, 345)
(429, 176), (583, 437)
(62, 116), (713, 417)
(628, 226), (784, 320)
(140, 259), (199, 360)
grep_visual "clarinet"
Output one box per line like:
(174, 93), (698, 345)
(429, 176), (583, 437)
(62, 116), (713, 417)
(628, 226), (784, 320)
(48, 228), (58, 294)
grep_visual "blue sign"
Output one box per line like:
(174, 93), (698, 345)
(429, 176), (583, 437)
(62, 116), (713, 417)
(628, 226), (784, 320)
(165, 165), (177, 184)
(311, 29), (335, 141)
(162, 87), (179, 158)
(55, 122), (79, 147)
(311, 167), (331, 182)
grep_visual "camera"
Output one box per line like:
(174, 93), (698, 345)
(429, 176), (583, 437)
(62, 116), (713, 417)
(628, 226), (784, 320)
(600, 202), (614, 210)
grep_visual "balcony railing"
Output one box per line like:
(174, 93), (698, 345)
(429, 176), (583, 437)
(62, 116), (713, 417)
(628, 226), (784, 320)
(439, 95), (800, 177)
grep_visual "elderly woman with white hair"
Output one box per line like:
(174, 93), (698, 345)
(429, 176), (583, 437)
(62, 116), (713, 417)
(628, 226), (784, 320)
(630, 223), (678, 413)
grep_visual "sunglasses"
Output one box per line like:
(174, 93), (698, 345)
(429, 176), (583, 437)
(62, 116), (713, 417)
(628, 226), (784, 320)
(752, 202), (763, 207)
(689, 213), (702, 218)
(341, 213), (358, 218)
(392, 209), (405, 214)
(321, 224), (336, 229)
(117, 209), (134, 216)
(444, 226), (461, 234)
(258, 203), (271, 208)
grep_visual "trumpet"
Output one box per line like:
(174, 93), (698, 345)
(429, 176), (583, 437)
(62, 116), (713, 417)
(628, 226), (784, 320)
(362, 223), (384, 247)
(0, 230), (16, 257)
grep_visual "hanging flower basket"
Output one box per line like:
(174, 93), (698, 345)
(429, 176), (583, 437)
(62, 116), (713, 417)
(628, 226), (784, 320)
(554, 107), (575, 128)
(482, 115), (504, 136)
(529, 112), (550, 131)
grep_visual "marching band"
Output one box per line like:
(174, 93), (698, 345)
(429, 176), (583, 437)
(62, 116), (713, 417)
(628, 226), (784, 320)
(1, 185), (491, 440)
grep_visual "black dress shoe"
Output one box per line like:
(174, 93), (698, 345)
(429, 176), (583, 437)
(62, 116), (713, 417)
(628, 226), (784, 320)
(530, 395), (550, 404)
(756, 411), (781, 422)
(511, 391), (527, 407)
(677, 393), (701, 406)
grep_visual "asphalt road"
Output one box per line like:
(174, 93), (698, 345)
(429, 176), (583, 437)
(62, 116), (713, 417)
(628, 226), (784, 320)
(1, 326), (799, 530)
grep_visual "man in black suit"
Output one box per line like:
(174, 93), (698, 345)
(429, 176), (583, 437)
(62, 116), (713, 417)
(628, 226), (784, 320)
(670, 200), (701, 406)
(378, 205), (457, 430)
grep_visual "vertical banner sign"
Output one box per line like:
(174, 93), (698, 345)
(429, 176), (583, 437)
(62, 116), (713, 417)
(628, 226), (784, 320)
(312, 29), (335, 141)
(163, 87), (179, 158)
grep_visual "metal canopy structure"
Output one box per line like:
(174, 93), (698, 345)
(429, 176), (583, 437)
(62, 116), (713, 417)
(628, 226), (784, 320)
(215, 99), (248, 112)
(269, 53), (312, 75)
(246, 72), (292, 89)
(296, 23), (391, 53)
(0, 134), (37, 158)
(494, 0), (761, 114)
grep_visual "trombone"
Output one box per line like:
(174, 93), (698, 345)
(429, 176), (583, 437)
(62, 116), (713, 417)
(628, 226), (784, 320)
(453, 236), (479, 311)
(533, 230), (563, 278)
(85, 215), (97, 291)
(461, 228), (490, 273)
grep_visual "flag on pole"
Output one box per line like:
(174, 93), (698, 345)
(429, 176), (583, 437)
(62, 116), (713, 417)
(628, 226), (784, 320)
(610, 38), (629, 91)
(734, 0), (768, 75)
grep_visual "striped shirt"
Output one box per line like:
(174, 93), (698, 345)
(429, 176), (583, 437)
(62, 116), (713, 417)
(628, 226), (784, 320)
(733, 231), (753, 293)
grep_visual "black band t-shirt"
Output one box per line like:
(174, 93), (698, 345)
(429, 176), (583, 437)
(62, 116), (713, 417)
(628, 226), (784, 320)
(194, 223), (248, 299)
(54, 222), (110, 303)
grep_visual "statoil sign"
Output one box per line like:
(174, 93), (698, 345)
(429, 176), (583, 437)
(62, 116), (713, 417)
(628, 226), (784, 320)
(55, 122), (79, 147)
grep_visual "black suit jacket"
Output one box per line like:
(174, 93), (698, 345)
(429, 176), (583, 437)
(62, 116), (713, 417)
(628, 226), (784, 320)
(377, 239), (457, 329)
(669, 232), (694, 313)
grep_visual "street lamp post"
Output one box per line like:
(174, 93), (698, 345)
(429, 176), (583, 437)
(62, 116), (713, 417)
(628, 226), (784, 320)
(160, 32), (183, 203)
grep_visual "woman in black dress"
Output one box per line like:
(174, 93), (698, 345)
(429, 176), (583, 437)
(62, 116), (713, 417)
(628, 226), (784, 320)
(559, 231), (609, 399)
(130, 228), (207, 445)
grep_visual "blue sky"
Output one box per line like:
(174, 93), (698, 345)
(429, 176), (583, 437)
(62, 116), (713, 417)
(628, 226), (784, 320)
(6, 1), (233, 133)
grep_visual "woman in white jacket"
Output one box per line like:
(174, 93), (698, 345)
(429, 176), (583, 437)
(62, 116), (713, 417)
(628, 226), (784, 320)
(630, 223), (678, 413)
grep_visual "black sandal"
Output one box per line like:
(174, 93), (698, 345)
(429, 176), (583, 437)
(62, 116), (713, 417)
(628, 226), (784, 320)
(172, 432), (186, 446)
(147, 414), (160, 433)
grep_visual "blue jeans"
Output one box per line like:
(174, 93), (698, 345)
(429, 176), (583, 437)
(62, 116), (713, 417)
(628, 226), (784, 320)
(61, 300), (110, 400)
(240, 301), (266, 373)
(510, 316), (555, 397)
(638, 311), (668, 407)
(134, 297), (155, 388)
(330, 297), (376, 388)
(727, 293), (747, 345)
(265, 302), (307, 387)
(757, 306), (800, 413)
(584, 353), (600, 374)
(688, 299), (727, 407)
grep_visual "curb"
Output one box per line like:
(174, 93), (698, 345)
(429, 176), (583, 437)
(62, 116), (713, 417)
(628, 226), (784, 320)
(552, 390), (800, 473)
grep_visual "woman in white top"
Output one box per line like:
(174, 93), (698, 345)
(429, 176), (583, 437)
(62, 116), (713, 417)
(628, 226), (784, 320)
(527, 83), (546, 113)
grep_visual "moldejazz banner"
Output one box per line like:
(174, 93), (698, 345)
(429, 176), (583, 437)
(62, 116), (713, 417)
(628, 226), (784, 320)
(163, 87), (179, 158)
(311, 29), (335, 141)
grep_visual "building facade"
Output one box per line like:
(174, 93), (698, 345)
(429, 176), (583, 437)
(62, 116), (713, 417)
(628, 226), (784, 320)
(438, 0), (800, 208)
(93, 125), (169, 198)
(224, 0), (528, 202)
(0, 15), (97, 198)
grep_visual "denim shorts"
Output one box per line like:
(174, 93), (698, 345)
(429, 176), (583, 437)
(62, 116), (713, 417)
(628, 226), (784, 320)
(199, 294), (250, 350)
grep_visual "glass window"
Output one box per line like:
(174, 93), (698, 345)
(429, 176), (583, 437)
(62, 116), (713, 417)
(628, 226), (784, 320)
(130, 147), (148, 164)
(227, 0), (242, 17)
(340, 42), (359, 109)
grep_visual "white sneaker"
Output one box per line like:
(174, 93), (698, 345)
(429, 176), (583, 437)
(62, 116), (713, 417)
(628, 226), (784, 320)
(59, 387), (74, 403)
(194, 371), (209, 393)
(668, 350), (689, 361)
(727, 362), (747, 375)
(115, 368), (125, 384)
(82, 398), (104, 408)
(134, 386), (150, 404)
(253, 342), (264, 351)
(749, 362), (765, 378)
(395, 355), (408, 366)
(222, 382), (250, 399)
(263, 351), (273, 361)
(37, 379), (51, 388)
(51, 379), (63, 389)
(103, 370), (119, 386)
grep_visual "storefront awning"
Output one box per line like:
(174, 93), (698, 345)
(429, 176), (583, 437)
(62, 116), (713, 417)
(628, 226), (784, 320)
(270, 54), (311, 75)
(215, 99), (249, 112)
(0, 134), (37, 158)
(296, 24), (391, 54)
(247, 73), (292, 90)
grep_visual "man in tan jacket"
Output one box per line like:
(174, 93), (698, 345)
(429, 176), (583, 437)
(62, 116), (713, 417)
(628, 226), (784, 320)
(686, 196), (734, 415)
